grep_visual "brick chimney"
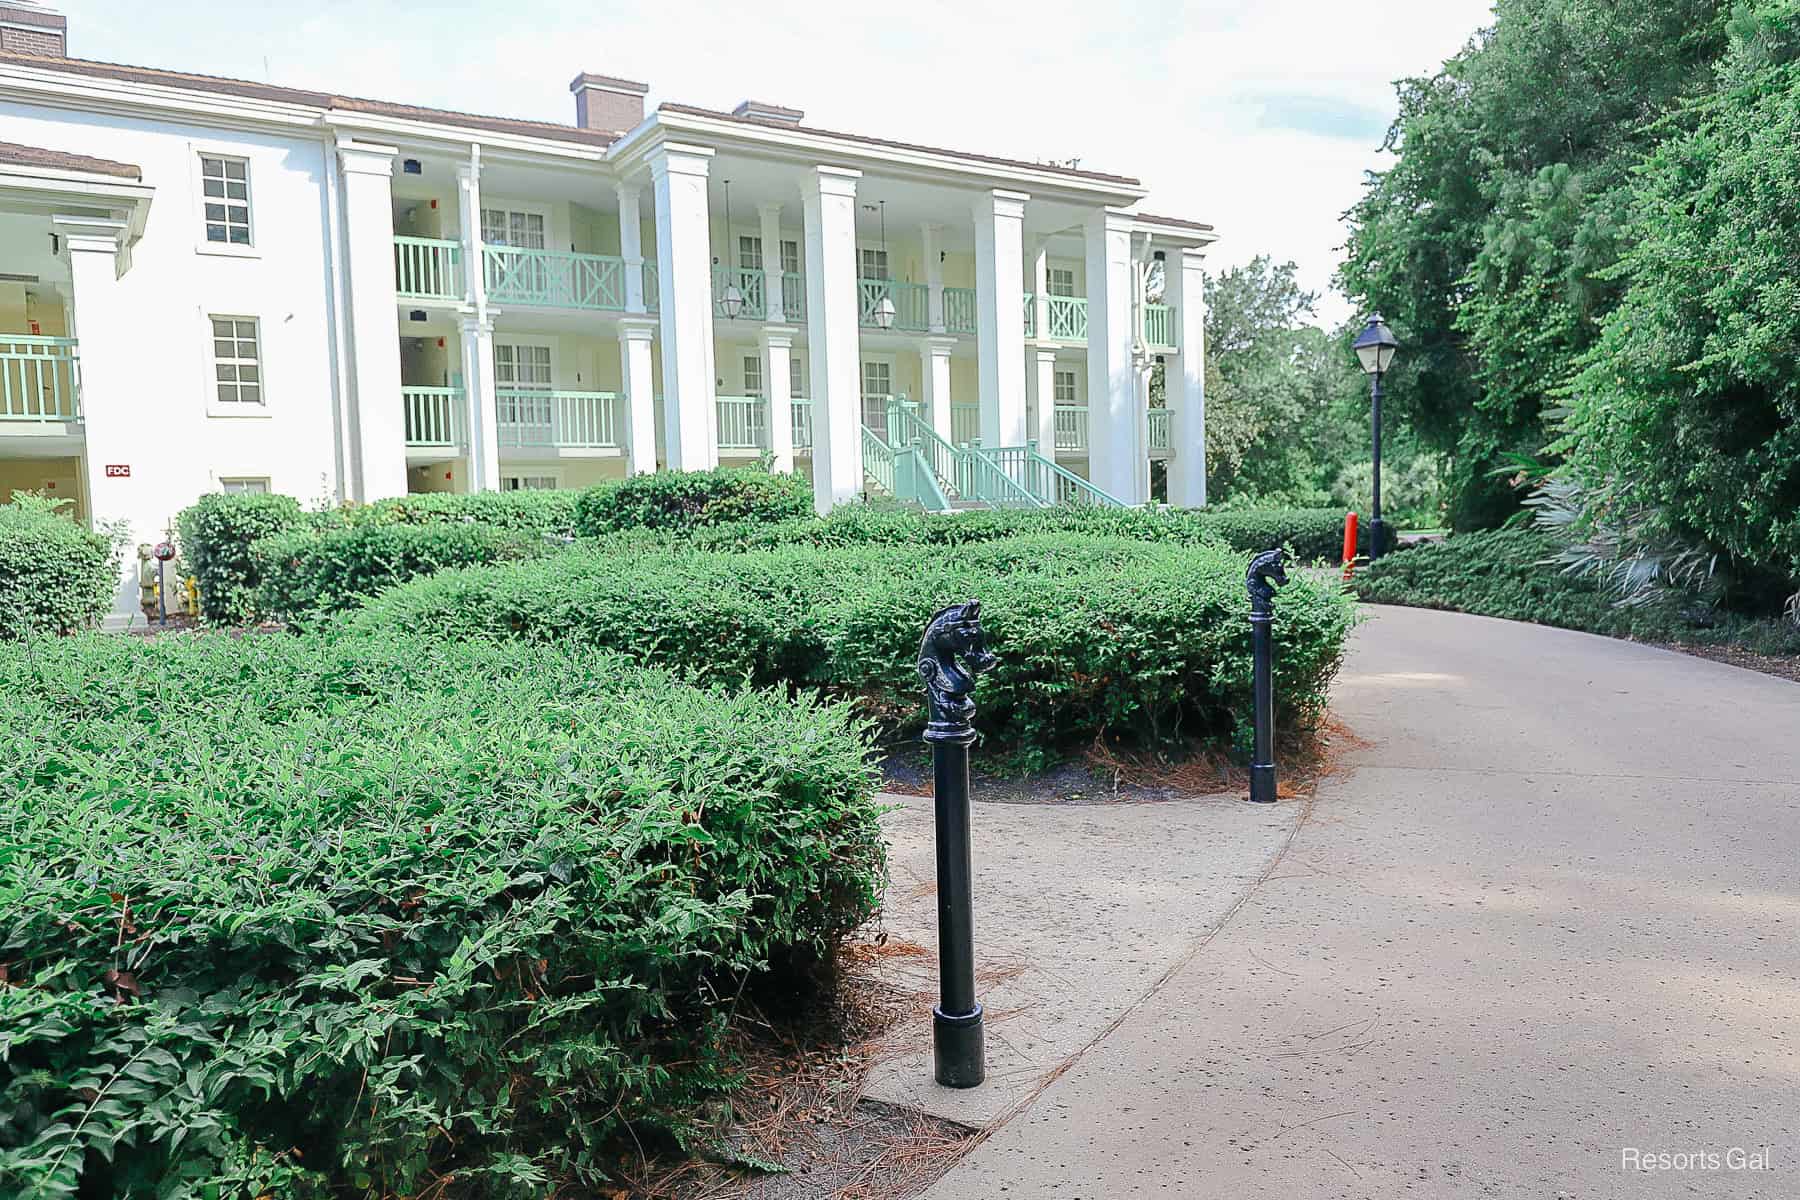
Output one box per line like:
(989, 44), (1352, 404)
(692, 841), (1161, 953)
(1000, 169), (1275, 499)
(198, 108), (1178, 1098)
(0, 2), (66, 57)
(732, 100), (804, 125)
(569, 73), (649, 135)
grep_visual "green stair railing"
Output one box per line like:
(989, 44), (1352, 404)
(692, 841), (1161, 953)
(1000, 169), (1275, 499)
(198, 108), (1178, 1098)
(861, 425), (896, 494)
(954, 445), (1047, 508)
(885, 398), (965, 501)
(975, 444), (1127, 507)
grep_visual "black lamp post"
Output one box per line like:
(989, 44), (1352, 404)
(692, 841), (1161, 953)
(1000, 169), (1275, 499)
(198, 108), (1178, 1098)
(1352, 314), (1399, 560)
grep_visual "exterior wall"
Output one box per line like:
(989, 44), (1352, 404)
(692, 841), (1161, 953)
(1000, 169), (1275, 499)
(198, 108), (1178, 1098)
(0, 454), (82, 515)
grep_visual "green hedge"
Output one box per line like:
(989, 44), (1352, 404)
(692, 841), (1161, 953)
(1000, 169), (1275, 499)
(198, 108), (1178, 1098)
(572, 466), (813, 535)
(1354, 528), (1641, 631)
(0, 632), (883, 1196)
(0, 497), (118, 638)
(349, 534), (1356, 769)
(329, 489), (583, 538)
(174, 491), (305, 624)
(251, 522), (550, 629)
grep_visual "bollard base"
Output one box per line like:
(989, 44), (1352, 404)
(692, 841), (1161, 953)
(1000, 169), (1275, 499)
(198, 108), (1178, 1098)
(932, 1003), (985, 1088)
(1248, 763), (1278, 804)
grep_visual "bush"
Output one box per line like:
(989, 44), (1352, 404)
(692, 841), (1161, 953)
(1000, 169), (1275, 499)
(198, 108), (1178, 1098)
(0, 632), (883, 1196)
(175, 491), (306, 624)
(251, 522), (550, 628)
(349, 534), (1356, 769)
(329, 489), (584, 538)
(572, 466), (813, 536)
(0, 496), (118, 638)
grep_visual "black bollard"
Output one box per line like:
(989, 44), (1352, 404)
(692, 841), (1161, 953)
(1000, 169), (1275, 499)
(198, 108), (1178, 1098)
(1246, 549), (1289, 804)
(917, 599), (997, 1088)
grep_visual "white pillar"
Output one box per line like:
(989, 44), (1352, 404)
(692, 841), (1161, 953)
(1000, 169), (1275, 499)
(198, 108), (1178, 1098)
(650, 142), (718, 471)
(923, 222), (945, 333)
(762, 326), (797, 473)
(1030, 238), (1050, 346)
(1034, 348), (1058, 459)
(459, 313), (499, 491)
(921, 335), (956, 443)
(618, 183), (646, 313)
(619, 316), (658, 474)
(1164, 246), (1207, 506)
(456, 149), (486, 311)
(974, 189), (1029, 448)
(58, 217), (141, 617)
(1085, 207), (1144, 503)
(337, 139), (408, 501)
(759, 203), (785, 322)
(802, 164), (863, 513)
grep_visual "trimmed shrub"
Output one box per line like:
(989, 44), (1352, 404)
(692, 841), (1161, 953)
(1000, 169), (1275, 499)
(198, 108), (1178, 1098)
(349, 534), (1356, 769)
(329, 489), (584, 538)
(1193, 507), (1355, 561)
(0, 496), (118, 638)
(1354, 528), (1639, 631)
(572, 466), (813, 535)
(174, 491), (305, 624)
(0, 632), (883, 1196)
(251, 521), (550, 628)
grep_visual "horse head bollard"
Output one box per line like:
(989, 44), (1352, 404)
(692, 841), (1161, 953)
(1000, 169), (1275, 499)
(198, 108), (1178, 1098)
(1247, 549), (1289, 804)
(917, 599), (997, 1088)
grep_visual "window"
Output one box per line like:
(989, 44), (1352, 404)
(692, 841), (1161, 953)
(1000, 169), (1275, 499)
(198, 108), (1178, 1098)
(481, 207), (546, 249)
(781, 239), (801, 274)
(789, 355), (803, 398)
(738, 235), (763, 272)
(494, 343), (552, 389)
(861, 360), (892, 397)
(200, 155), (252, 245)
(1054, 369), (1078, 404)
(220, 477), (270, 494)
(210, 317), (263, 406)
(858, 248), (889, 280)
(743, 354), (764, 396)
(502, 474), (559, 491)
(1047, 267), (1076, 297)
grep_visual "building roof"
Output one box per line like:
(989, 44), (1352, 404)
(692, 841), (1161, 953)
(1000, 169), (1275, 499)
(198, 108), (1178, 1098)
(656, 101), (1143, 187)
(1131, 210), (1216, 232)
(0, 53), (621, 148)
(0, 139), (140, 179)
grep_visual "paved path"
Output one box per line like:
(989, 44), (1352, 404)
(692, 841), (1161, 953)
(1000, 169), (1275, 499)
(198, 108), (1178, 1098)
(919, 605), (1800, 1198)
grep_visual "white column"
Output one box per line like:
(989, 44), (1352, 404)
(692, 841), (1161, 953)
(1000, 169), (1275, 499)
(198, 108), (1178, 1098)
(923, 222), (945, 333)
(456, 150), (486, 311)
(802, 164), (863, 513)
(1030, 238), (1050, 347)
(759, 203), (785, 322)
(617, 182), (646, 313)
(619, 317), (659, 474)
(57, 217), (141, 617)
(921, 335), (956, 443)
(458, 313), (499, 491)
(974, 189), (1029, 448)
(1034, 348), (1058, 459)
(1085, 207), (1144, 503)
(650, 142), (718, 471)
(338, 139), (408, 500)
(762, 326), (797, 473)
(1164, 246), (1207, 507)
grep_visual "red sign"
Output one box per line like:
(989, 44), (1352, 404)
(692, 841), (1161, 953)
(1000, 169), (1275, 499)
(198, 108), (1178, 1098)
(105, 464), (130, 478)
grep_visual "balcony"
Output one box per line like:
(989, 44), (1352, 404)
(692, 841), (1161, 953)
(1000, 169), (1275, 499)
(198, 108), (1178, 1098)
(484, 246), (628, 311)
(858, 278), (930, 332)
(951, 402), (980, 446)
(394, 237), (463, 302)
(1148, 408), (1172, 453)
(781, 273), (806, 321)
(497, 390), (622, 450)
(1143, 303), (1177, 351)
(944, 287), (977, 335)
(402, 385), (464, 448)
(715, 395), (814, 454)
(1054, 404), (1087, 453)
(713, 266), (766, 321)
(0, 336), (81, 425)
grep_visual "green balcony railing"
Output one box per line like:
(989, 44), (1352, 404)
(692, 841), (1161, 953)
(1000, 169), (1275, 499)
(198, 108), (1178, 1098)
(496, 389), (622, 449)
(859, 278), (930, 331)
(1045, 295), (1087, 341)
(402, 385), (464, 448)
(713, 266), (767, 321)
(781, 272), (806, 321)
(1022, 292), (1037, 338)
(716, 394), (769, 449)
(1143, 303), (1177, 351)
(484, 246), (627, 310)
(944, 286), (977, 335)
(790, 397), (813, 450)
(1053, 404), (1087, 453)
(0, 336), (81, 422)
(950, 402), (980, 446)
(643, 261), (660, 313)
(1148, 408), (1172, 452)
(394, 237), (463, 302)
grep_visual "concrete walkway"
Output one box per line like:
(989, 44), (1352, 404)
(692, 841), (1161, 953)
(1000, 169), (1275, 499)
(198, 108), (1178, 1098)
(919, 605), (1800, 1198)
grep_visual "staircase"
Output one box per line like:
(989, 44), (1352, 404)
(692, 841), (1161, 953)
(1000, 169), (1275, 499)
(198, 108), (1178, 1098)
(861, 397), (1126, 511)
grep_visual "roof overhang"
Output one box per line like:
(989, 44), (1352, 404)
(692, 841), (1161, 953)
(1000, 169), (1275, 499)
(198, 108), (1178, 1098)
(0, 159), (152, 245)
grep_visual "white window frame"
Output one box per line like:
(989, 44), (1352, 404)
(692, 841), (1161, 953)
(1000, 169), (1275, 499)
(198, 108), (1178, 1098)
(218, 476), (271, 494)
(737, 234), (763, 272)
(190, 146), (258, 258)
(789, 354), (804, 399)
(1047, 266), (1078, 298)
(857, 247), (890, 281)
(860, 355), (896, 398)
(742, 354), (764, 397)
(1053, 368), (1079, 405)
(206, 314), (269, 418)
(494, 340), (555, 390)
(480, 203), (551, 249)
(780, 239), (801, 275)
(501, 470), (563, 491)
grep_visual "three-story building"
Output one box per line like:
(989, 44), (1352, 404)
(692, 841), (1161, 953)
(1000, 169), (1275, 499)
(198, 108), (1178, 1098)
(0, 3), (1214, 613)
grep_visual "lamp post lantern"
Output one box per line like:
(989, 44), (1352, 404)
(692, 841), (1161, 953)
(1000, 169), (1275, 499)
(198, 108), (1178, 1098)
(1352, 313), (1400, 560)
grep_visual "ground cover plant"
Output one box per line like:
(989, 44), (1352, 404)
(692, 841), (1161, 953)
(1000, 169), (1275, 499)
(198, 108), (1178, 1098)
(0, 496), (120, 639)
(349, 533), (1357, 770)
(0, 632), (884, 1197)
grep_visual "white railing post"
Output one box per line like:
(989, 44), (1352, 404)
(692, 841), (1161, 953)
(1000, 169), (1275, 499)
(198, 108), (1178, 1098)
(923, 221), (945, 334)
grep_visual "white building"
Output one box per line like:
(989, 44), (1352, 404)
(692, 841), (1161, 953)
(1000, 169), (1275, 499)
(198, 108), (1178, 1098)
(0, 4), (1215, 610)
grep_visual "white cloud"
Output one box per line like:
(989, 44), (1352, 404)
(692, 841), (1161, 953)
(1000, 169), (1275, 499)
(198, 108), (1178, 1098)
(62, 0), (1493, 323)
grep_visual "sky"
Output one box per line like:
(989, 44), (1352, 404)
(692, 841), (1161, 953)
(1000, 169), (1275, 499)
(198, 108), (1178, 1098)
(56, 0), (1494, 327)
